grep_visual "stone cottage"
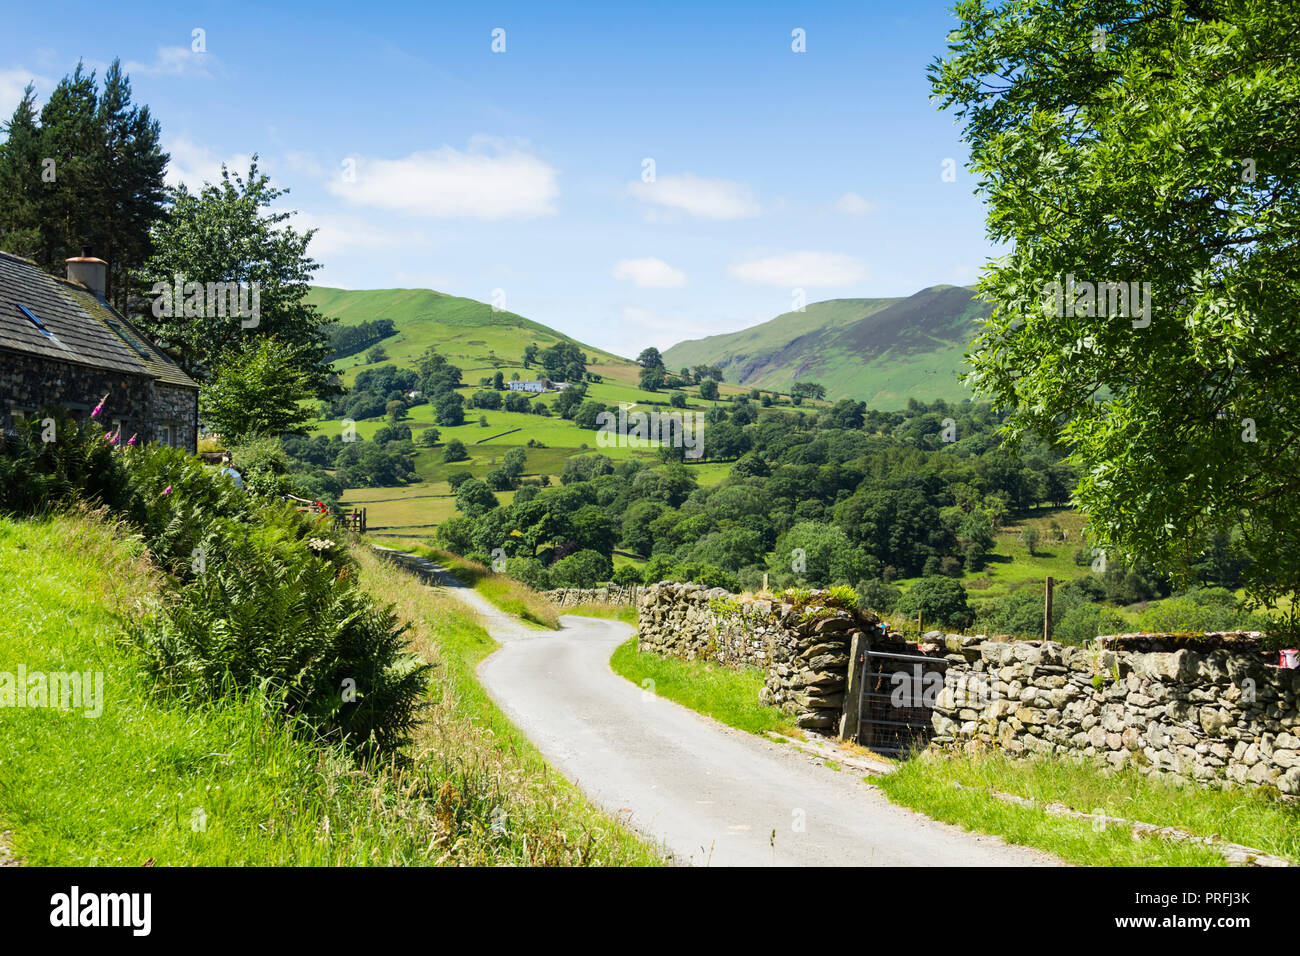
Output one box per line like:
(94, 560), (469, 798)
(0, 251), (198, 452)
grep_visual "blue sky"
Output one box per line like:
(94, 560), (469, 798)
(0, 0), (998, 357)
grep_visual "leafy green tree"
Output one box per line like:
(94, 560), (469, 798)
(565, 504), (618, 555)
(436, 391), (466, 427)
(442, 438), (468, 462)
(549, 549), (613, 588)
(335, 442), (416, 488)
(684, 528), (766, 573)
(855, 578), (902, 615)
(434, 515), (476, 554)
(768, 521), (872, 588)
(136, 159), (332, 389)
(573, 399), (609, 430)
(934, 0), (1300, 610)
(502, 447), (528, 481)
(417, 427), (440, 447)
(611, 564), (645, 587)
(897, 577), (973, 632)
(791, 381), (826, 402)
(485, 467), (514, 491)
(505, 556), (550, 590)
(416, 348), (463, 397)
(639, 365), (666, 391)
(200, 337), (316, 443)
(455, 477), (498, 518)
(698, 379), (719, 401)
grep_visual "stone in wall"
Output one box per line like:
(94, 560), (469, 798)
(929, 630), (1300, 796)
(541, 585), (641, 607)
(636, 582), (886, 733)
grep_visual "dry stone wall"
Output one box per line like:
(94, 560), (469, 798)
(542, 585), (641, 607)
(636, 582), (885, 731)
(929, 630), (1300, 795)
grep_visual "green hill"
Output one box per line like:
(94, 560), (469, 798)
(306, 286), (642, 387)
(662, 286), (992, 407)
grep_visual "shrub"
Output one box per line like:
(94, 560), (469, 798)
(443, 439), (469, 463)
(1055, 602), (1131, 645)
(1135, 588), (1265, 634)
(133, 518), (429, 752)
(455, 477), (498, 517)
(549, 549), (613, 588)
(856, 577), (901, 614)
(433, 515), (476, 554)
(897, 576), (974, 631)
(485, 467), (514, 491)
(228, 434), (292, 497)
(611, 564), (645, 587)
(0, 405), (136, 517)
(505, 556), (551, 591)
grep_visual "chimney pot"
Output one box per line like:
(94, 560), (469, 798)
(66, 256), (108, 302)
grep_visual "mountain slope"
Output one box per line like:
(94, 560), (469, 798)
(662, 286), (992, 406)
(306, 286), (640, 387)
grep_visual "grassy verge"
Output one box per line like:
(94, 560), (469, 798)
(352, 546), (666, 864)
(609, 638), (799, 736)
(562, 603), (639, 626)
(877, 749), (1300, 867)
(0, 513), (661, 866)
(417, 546), (561, 629)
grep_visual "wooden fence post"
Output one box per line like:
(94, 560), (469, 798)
(839, 631), (864, 742)
(1044, 575), (1054, 641)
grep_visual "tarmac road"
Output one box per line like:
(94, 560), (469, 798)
(375, 546), (1061, 867)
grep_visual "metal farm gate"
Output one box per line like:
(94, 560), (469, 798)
(839, 637), (948, 756)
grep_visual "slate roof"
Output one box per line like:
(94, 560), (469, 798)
(0, 250), (196, 390)
(63, 285), (197, 389)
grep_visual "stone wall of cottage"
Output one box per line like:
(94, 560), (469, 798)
(929, 631), (1300, 796)
(152, 381), (199, 454)
(636, 582), (885, 731)
(0, 353), (196, 453)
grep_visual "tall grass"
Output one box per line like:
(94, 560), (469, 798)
(418, 546), (561, 629)
(878, 749), (1300, 867)
(608, 638), (799, 736)
(0, 513), (663, 866)
(562, 603), (639, 626)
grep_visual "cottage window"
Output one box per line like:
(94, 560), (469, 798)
(17, 304), (53, 340)
(156, 424), (172, 446)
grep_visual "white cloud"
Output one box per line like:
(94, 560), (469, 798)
(729, 251), (868, 288)
(163, 136), (253, 190)
(0, 67), (51, 117)
(617, 306), (711, 350)
(834, 192), (876, 216)
(626, 173), (760, 220)
(612, 257), (686, 288)
(327, 143), (559, 220)
(125, 46), (214, 78)
(288, 209), (430, 260)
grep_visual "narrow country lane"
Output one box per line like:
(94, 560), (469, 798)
(375, 547), (1062, 867)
